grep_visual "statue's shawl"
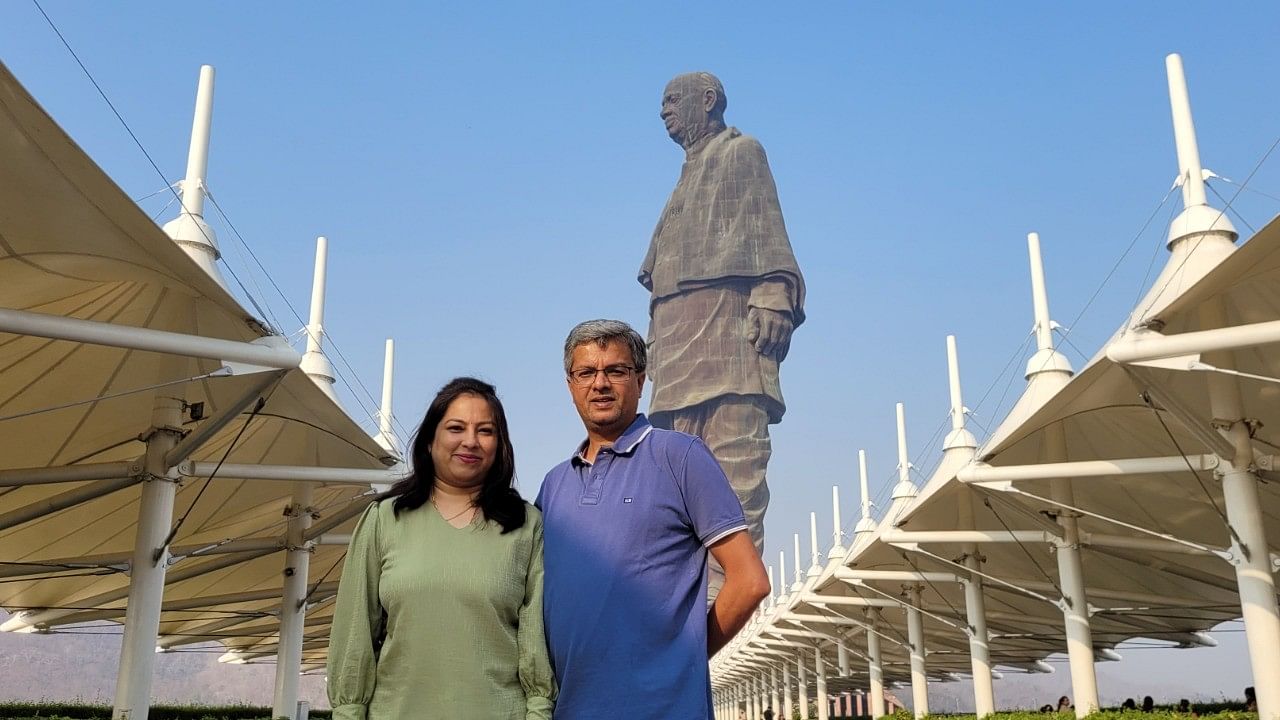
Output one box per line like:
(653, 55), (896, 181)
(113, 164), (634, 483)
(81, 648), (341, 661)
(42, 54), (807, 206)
(639, 127), (806, 325)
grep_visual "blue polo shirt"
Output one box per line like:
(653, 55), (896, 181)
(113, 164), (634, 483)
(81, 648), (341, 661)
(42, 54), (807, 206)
(536, 414), (747, 720)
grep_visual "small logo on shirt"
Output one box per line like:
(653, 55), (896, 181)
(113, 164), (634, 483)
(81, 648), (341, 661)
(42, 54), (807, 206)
(623, 497), (633, 503)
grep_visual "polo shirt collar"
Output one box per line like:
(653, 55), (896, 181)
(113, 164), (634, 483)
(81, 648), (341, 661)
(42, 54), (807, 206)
(571, 414), (653, 464)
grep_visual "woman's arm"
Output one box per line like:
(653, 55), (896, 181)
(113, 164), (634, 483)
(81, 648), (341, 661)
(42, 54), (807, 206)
(326, 502), (384, 720)
(517, 512), (557, 720)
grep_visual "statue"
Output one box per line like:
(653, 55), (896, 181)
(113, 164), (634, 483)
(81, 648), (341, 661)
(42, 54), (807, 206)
(639, 71), (806, 572)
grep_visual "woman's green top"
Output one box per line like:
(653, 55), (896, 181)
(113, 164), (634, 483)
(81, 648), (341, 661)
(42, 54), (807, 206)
(327, 499), (555, 720)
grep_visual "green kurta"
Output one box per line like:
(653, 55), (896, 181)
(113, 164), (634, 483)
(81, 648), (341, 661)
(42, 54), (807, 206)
(327, 499), (555, 720)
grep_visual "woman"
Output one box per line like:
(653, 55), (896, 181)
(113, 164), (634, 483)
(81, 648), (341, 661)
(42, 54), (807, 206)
(328, 377), (555, 719)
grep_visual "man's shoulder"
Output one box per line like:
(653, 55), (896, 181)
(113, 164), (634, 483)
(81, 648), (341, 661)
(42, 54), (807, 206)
(642, 425), (701, 454)
(639, 426), (713, 473)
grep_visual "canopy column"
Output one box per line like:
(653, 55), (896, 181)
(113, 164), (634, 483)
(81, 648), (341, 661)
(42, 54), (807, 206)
(867, 617), (886, 718)
(783, 656), (794, 720)
(797, 652), (810, 720)
(963, 554), (995, 717)
(1047, 425), (1099, 717)
(814, 645), (829, 720)
(906, 585), (929, 718)
(271, 482), (315, 719)
(111, 396), (183, 720)
(770, 666), (780, 720)
(1202, 311), (1280, 720)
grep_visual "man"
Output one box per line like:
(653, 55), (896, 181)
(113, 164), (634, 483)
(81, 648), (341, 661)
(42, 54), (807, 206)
(538, 319), (770, 719)
(640, 72), (806, 567)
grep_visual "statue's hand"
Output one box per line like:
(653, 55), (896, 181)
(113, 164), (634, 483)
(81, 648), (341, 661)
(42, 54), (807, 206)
(747, 306), (794, 362)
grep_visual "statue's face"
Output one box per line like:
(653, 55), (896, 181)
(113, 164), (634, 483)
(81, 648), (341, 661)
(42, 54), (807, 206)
(660, 74), (713, 147)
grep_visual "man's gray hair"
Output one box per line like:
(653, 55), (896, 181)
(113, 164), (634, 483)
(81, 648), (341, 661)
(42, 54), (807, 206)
(563, 319), (647, 374)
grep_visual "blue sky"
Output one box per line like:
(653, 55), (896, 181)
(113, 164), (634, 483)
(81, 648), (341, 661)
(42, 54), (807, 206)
(3, 1), (1279, 702)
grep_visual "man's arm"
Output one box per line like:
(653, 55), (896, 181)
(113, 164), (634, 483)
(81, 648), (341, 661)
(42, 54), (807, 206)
(707, 530), (770, 657)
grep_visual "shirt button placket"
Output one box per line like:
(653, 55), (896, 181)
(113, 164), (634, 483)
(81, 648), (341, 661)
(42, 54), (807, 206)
(582, 453), (607, 505)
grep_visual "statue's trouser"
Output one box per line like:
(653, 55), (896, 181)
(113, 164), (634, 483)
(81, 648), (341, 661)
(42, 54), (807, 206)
(652, 396), (771, 603)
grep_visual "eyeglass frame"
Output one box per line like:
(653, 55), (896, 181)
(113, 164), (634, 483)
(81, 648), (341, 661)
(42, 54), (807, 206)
(566, 364), (640, 386)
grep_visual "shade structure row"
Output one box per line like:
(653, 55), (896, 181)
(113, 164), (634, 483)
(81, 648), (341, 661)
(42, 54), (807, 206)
(711, 53), (1279, 720)
(0, 59), (405, 720)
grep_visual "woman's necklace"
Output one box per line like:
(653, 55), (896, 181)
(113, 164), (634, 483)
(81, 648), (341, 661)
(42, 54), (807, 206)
(432, 497), (474, 523)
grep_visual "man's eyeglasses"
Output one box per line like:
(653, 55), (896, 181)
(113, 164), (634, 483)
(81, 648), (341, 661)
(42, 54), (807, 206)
(568, 365), (637, 386)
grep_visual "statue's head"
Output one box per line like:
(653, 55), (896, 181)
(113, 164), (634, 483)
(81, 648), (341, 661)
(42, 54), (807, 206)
(661, 72), (727, 149)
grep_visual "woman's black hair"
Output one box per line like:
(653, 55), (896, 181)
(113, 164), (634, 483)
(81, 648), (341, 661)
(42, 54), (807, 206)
(383, 377), (525, 533)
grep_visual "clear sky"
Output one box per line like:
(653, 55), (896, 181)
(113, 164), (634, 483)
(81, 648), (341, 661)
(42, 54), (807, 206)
(3, 0), (1278, 703)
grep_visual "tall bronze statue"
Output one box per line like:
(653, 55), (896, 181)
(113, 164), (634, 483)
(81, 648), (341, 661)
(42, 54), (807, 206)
(640, 71), (806, 569)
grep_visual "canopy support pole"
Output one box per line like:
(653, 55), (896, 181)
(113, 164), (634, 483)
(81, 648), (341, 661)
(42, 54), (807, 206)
(111, 396), (183, 720)
(814, 645), (829, 720)
(782, 654), (794, 720)
(905, 585), (929, 718)
(272, 482), (315, 720)
(770, 665), (780, 720)
(0, 307), (301, 369)
(1048, 426), (1100, 717)
(1202, 298), (1280, 720)
(797, 651), (810, 720)
(867, 614), (886, 719)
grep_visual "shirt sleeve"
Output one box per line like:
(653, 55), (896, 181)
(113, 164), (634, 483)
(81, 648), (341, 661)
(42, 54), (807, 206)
(327, 501), (383, 720)
(678, 437), (748, 547)
(518, 511), (557, 719)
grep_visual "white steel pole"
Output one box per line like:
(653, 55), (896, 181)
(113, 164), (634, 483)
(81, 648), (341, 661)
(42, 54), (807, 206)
(0, 308), (299, 370)
(771, 666), (780, 720)
(1047, 424), (1099, 717)
(747, 671), (757, 717)
(181, 66), (215, 218)
(830, 485), (846, 560)
(944, 335), (978, 454)
(856, 450), (876, 541)
(906, 585), (929, 719)
(808, 512), (822, 577)
(837, 641), (850, 675)
(892, 404), (916, 500)
(164, 65), (226, 288)
(867, 617), (886, 719)
(797, 652), (810, 720)
(793, 533), (804, 591)
(964, 558), (995, 717)
(376, 338), (397, 454)
(783, 658), (794, 720)
(300, 237), (339, 403)
(815, 646), (829, 720)
(271, 482), (315, 719)
(779, 549), (789, 606)
(1166, 53), (1207, 209)
(1202, 301), (1280, 720)
(763, 671), (771, 720)
(1028, 233), (1054, 352)
(859, 450), (871, 520)
(948, 333), (992, 716)
(111, 396), (183, 720)
(306, 237), (327, 355)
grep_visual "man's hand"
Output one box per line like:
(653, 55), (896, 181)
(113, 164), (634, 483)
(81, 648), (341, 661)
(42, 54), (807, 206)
(747, 306), (794, 361)
(707, 531), (770, 657)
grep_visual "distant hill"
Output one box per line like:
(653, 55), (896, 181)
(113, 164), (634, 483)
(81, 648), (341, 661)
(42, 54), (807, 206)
(0, 630), (327, 708)
(0, 622), (1246, 711)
